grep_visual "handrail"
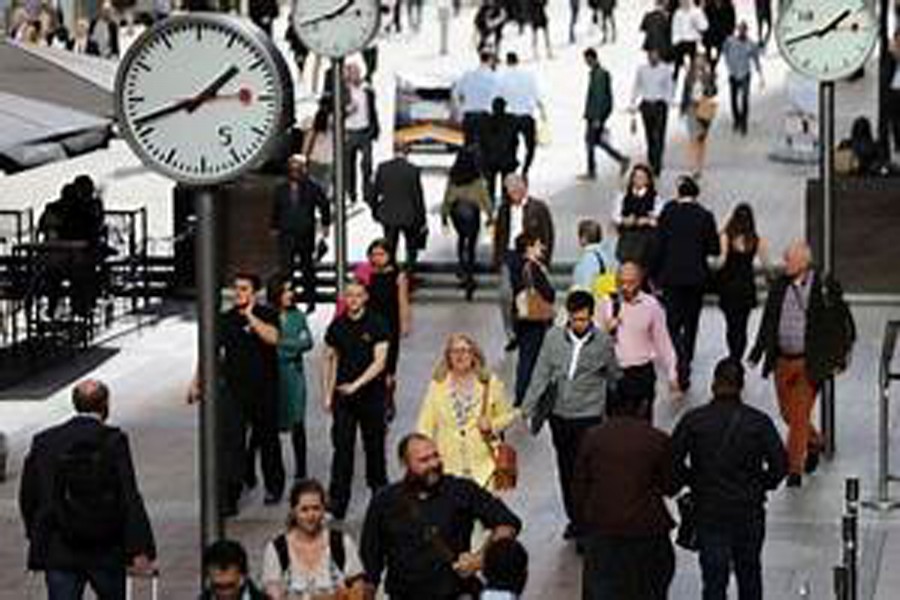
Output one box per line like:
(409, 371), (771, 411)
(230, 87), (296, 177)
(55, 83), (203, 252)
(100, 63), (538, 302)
(862, 321), (900, 511)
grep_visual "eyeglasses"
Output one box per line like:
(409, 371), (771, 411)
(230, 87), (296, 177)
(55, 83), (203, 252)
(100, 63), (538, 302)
(449, 347), (472, 355)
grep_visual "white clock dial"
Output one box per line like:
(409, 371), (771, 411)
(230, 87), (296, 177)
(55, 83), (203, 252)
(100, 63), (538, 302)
(292, 0), (381, 58)
(776, 0), (878, 81)
(115, 15), (291, 185)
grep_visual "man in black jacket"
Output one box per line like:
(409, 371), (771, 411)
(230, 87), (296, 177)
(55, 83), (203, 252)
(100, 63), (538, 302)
(479, 97), (520, 207)
(270, 154), (331, 313)
(748, 241), (854, 486)
(651, 175), (720, 391)
(369, 144), (426, 271)
(672, 358), (787, 600)
(19, 379), (156, 599)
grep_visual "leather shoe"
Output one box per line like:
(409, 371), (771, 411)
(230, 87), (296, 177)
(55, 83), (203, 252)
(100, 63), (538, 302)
(504, 338), (519, 352)
(786, 473), (802, 488)
(804, 450), (820, 474)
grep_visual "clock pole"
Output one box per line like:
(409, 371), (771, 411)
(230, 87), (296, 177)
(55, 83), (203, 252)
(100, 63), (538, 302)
(819, 80), (837, 460)
(332, 57), (348, 296)
(195, 188), (223, 550)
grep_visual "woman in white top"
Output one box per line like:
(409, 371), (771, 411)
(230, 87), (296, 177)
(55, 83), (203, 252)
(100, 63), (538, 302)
(261, 479), (365, 600)
(670, 0), (708, 83)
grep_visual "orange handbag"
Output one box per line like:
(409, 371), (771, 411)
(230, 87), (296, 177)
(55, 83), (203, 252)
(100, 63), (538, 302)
(481, 379), (518, 491)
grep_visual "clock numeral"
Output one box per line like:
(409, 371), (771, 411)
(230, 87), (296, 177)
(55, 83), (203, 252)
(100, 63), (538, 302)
(137, 126), (155, 138)
(218, 125), (234, 147)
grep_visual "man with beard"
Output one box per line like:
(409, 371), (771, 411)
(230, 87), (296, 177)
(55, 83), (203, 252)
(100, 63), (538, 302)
(360, 433), (521, 600)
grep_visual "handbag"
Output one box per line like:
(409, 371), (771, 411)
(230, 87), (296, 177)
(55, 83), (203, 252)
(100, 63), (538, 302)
(529, 379), (557, 435)
(695, 95), (718, 123)
(481, 379), (518, 491)
(515, 262), (555, 322)
(675, 409), (743, 552)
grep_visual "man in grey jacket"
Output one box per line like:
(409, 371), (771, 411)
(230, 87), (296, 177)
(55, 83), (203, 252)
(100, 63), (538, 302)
(521, 290), (621, 542)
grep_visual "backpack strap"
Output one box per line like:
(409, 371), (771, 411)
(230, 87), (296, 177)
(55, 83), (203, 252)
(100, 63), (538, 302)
(329, 528), (346, 573)
(273, 534), (290, 577)
(592, 249), (606, 274)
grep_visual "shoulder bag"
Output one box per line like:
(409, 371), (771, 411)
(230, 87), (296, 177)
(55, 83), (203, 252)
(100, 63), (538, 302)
(515, 261), (555, 322)
(481, 379), (518, 491)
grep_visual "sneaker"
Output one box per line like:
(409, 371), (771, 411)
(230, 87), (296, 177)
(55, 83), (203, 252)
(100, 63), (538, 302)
(786, 473), (802, 488)
(504, 338), (519, 352)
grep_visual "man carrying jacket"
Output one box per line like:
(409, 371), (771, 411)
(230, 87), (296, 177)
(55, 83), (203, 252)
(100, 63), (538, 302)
(19, 379), (156, 599)
(672, 358), (787, 600)
(521, 290), (621, 543)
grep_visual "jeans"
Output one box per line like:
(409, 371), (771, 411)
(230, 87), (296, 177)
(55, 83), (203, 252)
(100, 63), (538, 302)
(344, 129), (373, 203)
(46, 568), (126, 600)
(450, 202), (481, 282)
(585, 121), (627, 175)
(621, 362), (657, 422)
(639, 100), (668, 175)
(697, 516), (765, 600)
(582, 534), (674, 600)
(663, 285), (704, 388)
(729, 75), (751, 134)
(329, 385), (388, 518)
(548, 414), (604, 529)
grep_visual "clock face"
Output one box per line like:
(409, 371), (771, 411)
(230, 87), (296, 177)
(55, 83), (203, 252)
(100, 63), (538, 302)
(115, 15), (292, 185)
(292, 0), (381, 58)
(776, 0), (878, 81)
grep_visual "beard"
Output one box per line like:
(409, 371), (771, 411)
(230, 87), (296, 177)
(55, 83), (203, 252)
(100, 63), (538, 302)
(408, 464), (443, 490)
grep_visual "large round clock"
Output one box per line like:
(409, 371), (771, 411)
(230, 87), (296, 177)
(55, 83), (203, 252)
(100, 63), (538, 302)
(292, 0), (381, 58)
(776, 0), (878, 81)
(115, 14), (293, 185)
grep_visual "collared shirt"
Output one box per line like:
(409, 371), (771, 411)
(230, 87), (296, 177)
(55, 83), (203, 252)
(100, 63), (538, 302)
(671, 6), (708, 44)
(508, 201), (526, 251)
(722, 36), (762, 80)
(454, 65), (499, 114)
(631, 62), (674, 108)
(601, 291), (677, 383)
(498, 66), (540, 116)
(346, 84), (370, 131)
(777, 273), (812, 355)
(566, 327), (593, 380)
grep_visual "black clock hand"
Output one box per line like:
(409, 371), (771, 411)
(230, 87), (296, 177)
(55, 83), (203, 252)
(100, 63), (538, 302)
(297, 0), (355, 27)
(133, 97), (196, 126)
(785, 8), (852, 46)
(186, 64), (240, 113)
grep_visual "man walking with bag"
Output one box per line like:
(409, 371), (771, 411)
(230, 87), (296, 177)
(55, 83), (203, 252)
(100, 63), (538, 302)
(19, 379), (156, 599)
(672, 358), (787, 600)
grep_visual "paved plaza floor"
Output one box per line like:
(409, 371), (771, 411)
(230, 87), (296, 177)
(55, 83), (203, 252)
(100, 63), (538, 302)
(2, 0), (900, 598)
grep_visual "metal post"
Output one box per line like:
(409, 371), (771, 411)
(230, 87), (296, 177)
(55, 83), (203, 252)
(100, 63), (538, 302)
(842, 514), (858, 600)
(195, 188), (222, 562)
(834, 566), (849, 600)
(879, 0), (891, 152)
(863, 321), (900, 511)
(820, 81), (837, 459)
(332, 57), (348, 297)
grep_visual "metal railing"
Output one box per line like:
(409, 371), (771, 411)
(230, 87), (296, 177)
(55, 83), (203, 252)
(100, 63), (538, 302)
(862, 320), (900, 511)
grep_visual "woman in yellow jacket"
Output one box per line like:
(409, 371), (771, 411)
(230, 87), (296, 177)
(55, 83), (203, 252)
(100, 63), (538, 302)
(416, 333), (519, 490)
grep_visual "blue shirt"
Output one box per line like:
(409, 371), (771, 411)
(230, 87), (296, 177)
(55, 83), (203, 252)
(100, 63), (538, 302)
(572, 242), (618, 288)
(454, 66), (500, 114)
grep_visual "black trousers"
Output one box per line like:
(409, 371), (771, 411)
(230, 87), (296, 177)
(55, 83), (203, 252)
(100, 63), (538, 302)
(697, 516), (765, 600)
(663, 285), (704, 388)
(450, 201), (481, 281)
(484, 166), (516, 210)
(887, 89), (900, 152)
(514, 114), (537, 175)
(582, 534), (675, 600)
(462, 111), (488, 147)
(384, 224), (419, 270)
(672, 40), (697, 82)
(277, 235), (316, 307)
(290, 421), (307, 481)
(585, 121), (627, 175)
(245, 412), (286, 498)
(639, 100), (668, 175)
(548, 414), (604, 528)
(720, 301), (752, 360)
(514, 320), (549, 405)
(621, 362), (657, 422)
(729, 75), (751, 134)
(329, 386), (388, 518)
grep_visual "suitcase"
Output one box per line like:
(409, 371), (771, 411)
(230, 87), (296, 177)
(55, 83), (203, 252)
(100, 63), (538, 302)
(126, 569), (159, 600)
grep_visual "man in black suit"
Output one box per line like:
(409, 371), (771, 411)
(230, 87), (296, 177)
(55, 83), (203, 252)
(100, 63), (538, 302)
(651, 175), (720, 391)
(368, 144), (426, 271)
(493, 173), (554, 350)
(270, 154), (331, 313)
(19, 379), (156, 599)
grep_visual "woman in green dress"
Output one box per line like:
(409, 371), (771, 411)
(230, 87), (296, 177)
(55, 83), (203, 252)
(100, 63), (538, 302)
(268, 274), (314, 482)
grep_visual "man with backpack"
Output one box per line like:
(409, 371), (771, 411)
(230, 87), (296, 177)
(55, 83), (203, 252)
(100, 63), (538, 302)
(572, 219), (617, 298)
(19, 379), (156, 599)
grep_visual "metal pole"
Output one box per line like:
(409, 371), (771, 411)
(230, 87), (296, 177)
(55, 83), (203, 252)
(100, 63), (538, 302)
(842, 513), (858, 600)
(820, 81), (837, 459)
(195, 188), (222, 561)
(879, 0), (890, 152)
(332, 57), (348, 297)
(863, 321), (900, 511)
(834, 566), (849, 600)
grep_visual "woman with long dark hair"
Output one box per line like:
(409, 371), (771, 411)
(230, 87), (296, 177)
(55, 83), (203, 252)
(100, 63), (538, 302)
(612, 163), (661, 267)
(442, 147), (493, 299)
(716, 203), (768, 359)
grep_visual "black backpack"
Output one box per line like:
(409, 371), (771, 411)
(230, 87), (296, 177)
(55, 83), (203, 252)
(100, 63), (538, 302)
(273, 529), (346, 577)
(53, 430), (125, 547)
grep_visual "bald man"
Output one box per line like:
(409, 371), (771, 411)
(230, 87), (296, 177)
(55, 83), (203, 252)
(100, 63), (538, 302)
(19, 379), (156, 598)
(748, 241), (851, 487)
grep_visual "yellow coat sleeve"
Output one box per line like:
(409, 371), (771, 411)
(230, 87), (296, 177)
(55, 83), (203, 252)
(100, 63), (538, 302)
(416, 380), (441, 439)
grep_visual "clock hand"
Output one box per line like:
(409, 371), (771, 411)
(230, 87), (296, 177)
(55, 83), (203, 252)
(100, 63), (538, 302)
(296, 0), (356, 27)
(785, 8), (852, 46)
(132, 97), (196, 126)
(186, 64), (241, 113)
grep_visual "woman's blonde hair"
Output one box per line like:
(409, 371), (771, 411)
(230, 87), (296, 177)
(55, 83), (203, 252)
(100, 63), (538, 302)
(432, 333), (490, 383)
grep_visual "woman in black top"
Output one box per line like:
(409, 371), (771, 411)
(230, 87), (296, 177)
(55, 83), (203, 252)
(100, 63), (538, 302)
(527, 0), (553, 59)
(511, 233), (556, 405)
(716, 203), (768, 359)
(360, 239), (410, 418)
(613, 163), (660, 267)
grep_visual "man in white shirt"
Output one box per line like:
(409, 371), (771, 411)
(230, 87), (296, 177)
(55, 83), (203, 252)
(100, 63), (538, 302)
(630, 49), (674, 175)
(670, 0), (708, 82)
(499, 52), (546, 178)
(454, 51), (500, 146)
(344, 62), (379, 205)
